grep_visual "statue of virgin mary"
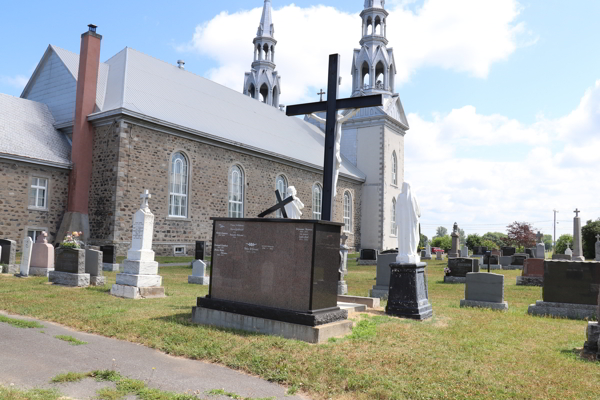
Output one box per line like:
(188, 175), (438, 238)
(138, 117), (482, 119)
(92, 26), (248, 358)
(395, 182), (421, 264)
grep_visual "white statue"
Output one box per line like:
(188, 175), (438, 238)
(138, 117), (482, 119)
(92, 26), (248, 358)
(284, 186), (304, 219)
(307, 108), (360, 199)
(395, 182), (421, 264)
(565, 245), (573, 256)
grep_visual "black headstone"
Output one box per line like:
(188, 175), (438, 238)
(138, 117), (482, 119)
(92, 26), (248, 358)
(447, 258), (479, 277)
(361, 249), (378, 260)
(386, 263), (433, 320)
(474, 246), (488, 256)
(525, 248), (536, 259)
(100, 245), (116, 264)
(543, 260), (600, 305)
(483, 254), (500, 265)
(195, 241), (205, 261)
(0, 239), (16, 265)
(501, 247), (516, 257)
(380, 249), (398, 254)
(511, 254), (529, 266)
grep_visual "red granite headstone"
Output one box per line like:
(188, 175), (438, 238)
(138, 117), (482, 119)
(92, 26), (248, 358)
(523, 259), (544, 277)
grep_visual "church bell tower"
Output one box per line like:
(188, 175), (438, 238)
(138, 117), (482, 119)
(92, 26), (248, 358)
(243, 0), (282, 108)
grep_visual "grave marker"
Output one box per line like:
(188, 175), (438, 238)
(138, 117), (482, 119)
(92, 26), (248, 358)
(461, 273), (508, 310)
(101, 245), (119, 272)
(0, 239), (18, 274)
(30, 232), (55, 277)
(18, 237), (33, 277)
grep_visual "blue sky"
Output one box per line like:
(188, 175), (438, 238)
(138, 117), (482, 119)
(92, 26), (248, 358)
(1, 0), (599, 241)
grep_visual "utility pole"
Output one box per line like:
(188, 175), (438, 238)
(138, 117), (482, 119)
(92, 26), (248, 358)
(553, 209), (559, 248)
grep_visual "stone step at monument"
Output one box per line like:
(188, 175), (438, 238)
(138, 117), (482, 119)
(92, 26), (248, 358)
(337, 302), (368, 313)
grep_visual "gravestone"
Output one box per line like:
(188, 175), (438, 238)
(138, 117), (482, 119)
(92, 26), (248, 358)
(460, 273), (508, 310)
(528, 260), (600, 320)
(386, 263), (433, 320)
(483, 254), (500, 265)
(506, 253), (528, 270)
(49, 248), (90, 286)
(359, 249), (378, 265)
(582, 292), (600, 356)
(338, 233), (349, 295)
(370, 253), (397, 298)
(188, 260), (209, 285)
(502, 247), (516, 257)
(595, 235), (600, 262)
(461, 245), (469, 258)
(195, 241), (205, 261)
(536, 243), (546, 259)
(17, 237), (33, 277)
(0, 239), (18, 274)
(552, 254), (572, 261)
(572, 209), (585, 261)
(499, 256), (512, 267)
(473, 246), (488, 256)
(491, 250), (501, 257)
(112, 190), (165, 299)
(525, 248), (536, 259)
(423, 244), (432, 260)
(85, 249), (106, 286)
(516, 258), (544, 286)
(449, 223), (460, 258)
(420, 250), (426, 258)
(30, 232), (55, 277)
(444, 258), (479, 283)
(101, 245), (119, 272)
(436, 252), (445, 261)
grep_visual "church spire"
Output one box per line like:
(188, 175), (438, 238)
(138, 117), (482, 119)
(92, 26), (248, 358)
(243, 0), (281, 108)
(351, 0), (396, 97)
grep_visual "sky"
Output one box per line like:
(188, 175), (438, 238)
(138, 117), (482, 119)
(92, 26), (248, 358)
(1, 0), (599, 241)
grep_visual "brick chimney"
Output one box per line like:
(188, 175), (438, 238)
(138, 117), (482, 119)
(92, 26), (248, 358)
(57, 25), (102, 243)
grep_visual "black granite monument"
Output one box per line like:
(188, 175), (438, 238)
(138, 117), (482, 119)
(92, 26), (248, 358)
(360, 249), (378, 261)
(100, 245), (116, 264)
(195, 241), (205, 261)
(501, 247), (516, 257)
(386, 263), (433, 320)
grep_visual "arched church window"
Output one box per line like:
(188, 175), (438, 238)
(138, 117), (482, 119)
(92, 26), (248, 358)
(248, 84), (256, 98)
(169, 152), (189, 218)
(391, 198), (397, 236)
(375, 16), (381, 35)
(275, 175), (288, 218)
(260, 84), (269, 103)
(392, 151), (398, 185)
(313, 184), (322, 220)
(375, 61), (385, 90)
(273, 86), (279, 108)
(263, 44), (270, 61)
(343, 192), (352, 232)
(362, 62), (370, 88)
(367, 17), (373, 35)
(228, 165), (244, 218)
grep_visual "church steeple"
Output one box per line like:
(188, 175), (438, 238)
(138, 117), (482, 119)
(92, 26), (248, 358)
(351, 0), (396, 97)
(243, 0), (281, 108)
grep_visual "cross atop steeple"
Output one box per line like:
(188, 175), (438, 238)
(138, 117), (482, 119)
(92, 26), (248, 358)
(317, 89), (326, 102)
(574, 208), (581, 218)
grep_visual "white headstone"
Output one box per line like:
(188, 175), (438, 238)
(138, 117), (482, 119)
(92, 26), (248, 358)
(395, 182), (421, 264)
(283, 186), (304, 219)
(536, 243), (546, 260)
(188, 260), (209, 285)
(461, 245), (469, 257)
(425, 243), (432, 258)
(565, 245), (573, 256)
(127, 190), (155, 262)
(19, 237), (33, 277)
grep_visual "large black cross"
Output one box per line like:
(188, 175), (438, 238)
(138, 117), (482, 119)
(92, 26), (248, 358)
(286, 54), (383, 221)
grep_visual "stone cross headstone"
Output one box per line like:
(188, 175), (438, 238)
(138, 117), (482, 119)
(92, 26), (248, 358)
(30, 232), (55, 277)
(572, 209), (585, 261)
(188, 260), (209, 285)
(565, 245), (573, 257)
(595, 234), (600, 262)
(19, 237), (33, 277)
(536, 231), (543, 244)
(338, 233), (349, 295)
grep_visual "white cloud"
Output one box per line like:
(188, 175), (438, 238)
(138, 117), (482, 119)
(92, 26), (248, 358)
(183, 0), (531, 105)
(406, 81), (600, 239)
(0, 74), (28, 90)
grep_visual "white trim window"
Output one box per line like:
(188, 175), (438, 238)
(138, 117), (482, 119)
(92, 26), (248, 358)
(343, 192), (352, 232)
(169, 152), (189, 218)
(313, 184), (322, 220)
(228, 165), (244, 218)
(27, 229), (46, 243)
(391, 198), (397, 236)
(275, 175), (288, 218)
(391, 151), (398, 186)
(29, 177), (48, 209)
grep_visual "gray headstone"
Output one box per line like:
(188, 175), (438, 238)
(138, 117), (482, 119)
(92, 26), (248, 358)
(464, 272), (505, 303)
(85, 249), (103, 277)
(536, 243), (546, 259)
(595, 235), (600, 262)
(55, 248), (86, 274)
(19, 237), (33, 277)
(189, 260), (209, 285)
(0, 239), (16, 266)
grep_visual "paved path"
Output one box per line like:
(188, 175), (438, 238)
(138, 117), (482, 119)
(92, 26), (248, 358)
(0, 311), (308, 400)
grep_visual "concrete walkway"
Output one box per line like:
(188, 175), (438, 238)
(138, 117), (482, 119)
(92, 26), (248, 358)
(0, 311), (308, 400)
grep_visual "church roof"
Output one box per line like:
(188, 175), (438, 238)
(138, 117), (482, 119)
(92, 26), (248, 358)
(0, 94), (71, 168)
(89, 47), (365, 182)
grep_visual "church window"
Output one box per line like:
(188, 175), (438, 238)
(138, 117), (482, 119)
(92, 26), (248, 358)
(392, 151), (398, 186)
(362, 62), (370, 88)
(29, 177), (48, 209)
(228, 165), (244, 218)
(273, 86), (279, 107)
(367, 17), (373, 35)
(248, 84), (256, 98)
(391, 198), (397, 236)
(375, 61), (385, 89)
(313, 184), (322, 220)
(275, 175), (288, 218)
(375, 16), (381, 35)
(169, 152), (189, 218)
(260, 84), (269, 103)
(343, 192), (352, 232)
(27, 229), (47, 243)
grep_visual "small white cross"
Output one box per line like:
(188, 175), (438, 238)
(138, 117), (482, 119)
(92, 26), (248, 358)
(140, 190), (151, 208)
(596, 234), (600, 242)
(340, 233), (349, 246)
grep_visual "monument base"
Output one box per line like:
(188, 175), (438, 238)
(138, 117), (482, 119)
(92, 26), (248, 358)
(103, 263), (120, 272)
(337, 295), (380, 309)
(583, 322), (599, 355)
(527, 301), (597, 320)
(191, 307), (353, 344)
(516, 276), (543, 286)
(503, 265), (523, 270)
(49, 271), (90, 287)
(573, 256), (585, 262)
(386, 263), (433, 321)
(443, 276), (466, 284)
(29, 267), (54, 277)
(422, 256), (432, 260)
(2, 265), (19, 274)
(460, 299), (508, 311)
(91, 276), (106, 286)
(448, 253), (459, 258)
(188, 275), (210, 285)
(115, 273), (162, 287)
(337, 302), (367, 313)
(197, 296), (348, 327)
(357, 260), (377, 266)
(337, 281), (348, 295)
(369, 286), (389, 299)
(111, 284), (166, 299)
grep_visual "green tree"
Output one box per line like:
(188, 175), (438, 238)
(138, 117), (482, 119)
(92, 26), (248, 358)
(481, 239), (499, 250)
(555, 234), (573, 255)
(435, 226), (448, 238)
(481, 232), (508, 248)
(466, 234), (482, 250)
(543, 234), (553, 251)
(582, 219), (600, 260)
(431, 235), (452, 253)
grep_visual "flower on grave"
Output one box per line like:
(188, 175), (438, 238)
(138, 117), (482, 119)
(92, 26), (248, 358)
(60, 231), (84, 249)
(444, 267), (451, 276)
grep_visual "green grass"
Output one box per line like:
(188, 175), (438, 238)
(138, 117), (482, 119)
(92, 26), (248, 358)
(0, 386), (61, 400)
(0, 315), (44, 329)
(206, 389), (275, 400)
(54, 335), (87, 346)
(51, 372), (88, 383)
(0, 255), (598, 400)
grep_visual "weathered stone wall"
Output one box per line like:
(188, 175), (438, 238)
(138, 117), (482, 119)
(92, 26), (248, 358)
(0, 159), (69, 250)
(96, 122), (362, 256)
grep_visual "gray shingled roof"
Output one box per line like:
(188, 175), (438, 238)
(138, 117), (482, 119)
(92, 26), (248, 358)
(0, 94), (71, 168)
(91, 47), (366, 181)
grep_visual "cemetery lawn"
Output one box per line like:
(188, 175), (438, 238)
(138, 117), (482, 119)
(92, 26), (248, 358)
(0, 259), (598, 400)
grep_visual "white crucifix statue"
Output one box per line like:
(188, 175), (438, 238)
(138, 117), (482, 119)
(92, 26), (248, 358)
(283, 186), (305, 219)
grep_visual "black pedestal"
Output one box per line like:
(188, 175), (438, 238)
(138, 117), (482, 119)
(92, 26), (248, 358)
(386, 262), (433, 320)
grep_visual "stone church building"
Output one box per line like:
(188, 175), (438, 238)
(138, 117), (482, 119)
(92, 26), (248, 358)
(0, 0), (409, 256)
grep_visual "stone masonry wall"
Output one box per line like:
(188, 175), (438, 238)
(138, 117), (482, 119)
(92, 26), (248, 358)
(0, 159), (69, 250)
(95, 122), (362, 256)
